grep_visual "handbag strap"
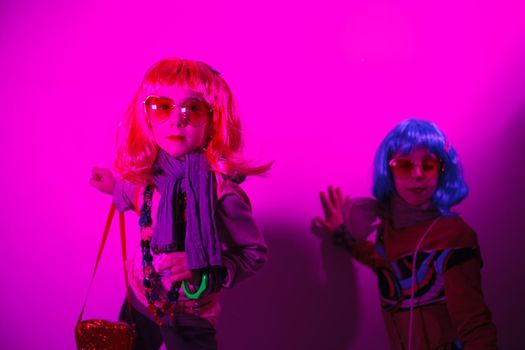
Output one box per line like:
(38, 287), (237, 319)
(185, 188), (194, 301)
(77, 204), (133, 324)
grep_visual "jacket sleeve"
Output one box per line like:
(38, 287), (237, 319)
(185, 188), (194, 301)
(444, 250), (498, 349)
(215, 188), (268, 289)
(332, 225), (380, 270)
(349, 239), (380, 269)
(112, 179), (142, 214)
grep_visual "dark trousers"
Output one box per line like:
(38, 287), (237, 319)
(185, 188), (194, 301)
(119, 301), (217, 350)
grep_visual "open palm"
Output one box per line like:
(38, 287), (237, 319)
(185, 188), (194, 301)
(314, 186), (349, 233)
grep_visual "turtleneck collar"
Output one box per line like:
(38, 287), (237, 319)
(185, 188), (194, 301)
(383, 193), (441, 230)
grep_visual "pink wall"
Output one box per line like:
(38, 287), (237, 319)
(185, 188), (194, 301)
(1, 1), (524, 349)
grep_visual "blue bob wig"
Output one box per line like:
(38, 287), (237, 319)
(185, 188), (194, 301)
(372, 119), (468, 215)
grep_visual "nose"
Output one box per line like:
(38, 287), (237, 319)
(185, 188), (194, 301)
(168, 107), (187, 128)
(411, 164), (424, 179)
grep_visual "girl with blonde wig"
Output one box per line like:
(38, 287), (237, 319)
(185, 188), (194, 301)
(91, 57), (269, 350)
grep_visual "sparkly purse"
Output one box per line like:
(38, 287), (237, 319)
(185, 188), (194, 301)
(75, 205), (136, 350)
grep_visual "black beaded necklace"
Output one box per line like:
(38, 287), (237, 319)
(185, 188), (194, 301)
(139, 185), (180, 325)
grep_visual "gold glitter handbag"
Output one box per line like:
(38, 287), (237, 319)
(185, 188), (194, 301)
(75, 204), (136, 350)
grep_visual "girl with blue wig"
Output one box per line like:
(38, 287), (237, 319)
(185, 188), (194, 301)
(314, 119), (497, 350)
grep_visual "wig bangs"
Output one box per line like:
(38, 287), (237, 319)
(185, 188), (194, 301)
(386, 121), (447, 161)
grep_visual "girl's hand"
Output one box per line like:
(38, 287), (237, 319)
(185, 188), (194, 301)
(90, 166), (116, 195)
(155, 252), (195, 284)
(314, 186), (350, 234)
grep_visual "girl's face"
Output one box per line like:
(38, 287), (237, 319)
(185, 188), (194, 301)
(389, 147), (440, 207)
(146, 84), (211, 159)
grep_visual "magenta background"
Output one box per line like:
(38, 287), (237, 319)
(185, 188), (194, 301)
(1, 1), (525, 349)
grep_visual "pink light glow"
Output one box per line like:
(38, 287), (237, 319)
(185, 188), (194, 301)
(1, 1), (525, 349)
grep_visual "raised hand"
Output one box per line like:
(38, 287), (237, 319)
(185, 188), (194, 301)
(314, 186), (350, 234)
(90, 166), (116, 195)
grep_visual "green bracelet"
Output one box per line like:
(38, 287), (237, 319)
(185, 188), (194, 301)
(182, 272), (209, 300)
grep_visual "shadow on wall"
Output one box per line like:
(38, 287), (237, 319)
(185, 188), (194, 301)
(217, 218), (360, 350)
(462, 106), (525, 350)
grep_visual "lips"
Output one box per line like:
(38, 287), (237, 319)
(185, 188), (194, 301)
(407, 188), (425, 193)
(167, 135), (185, 141)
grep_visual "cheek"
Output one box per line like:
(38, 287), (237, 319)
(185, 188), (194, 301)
(392, 176), (404, 194)
(149, 123), (164, 141)
(188, 126), (208, 147)
(198, 123), (212, 142)
(201, 126), (210, 142)
(428, 177), (439, 193)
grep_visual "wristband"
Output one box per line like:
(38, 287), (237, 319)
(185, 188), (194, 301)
(182, 272), (209, 300)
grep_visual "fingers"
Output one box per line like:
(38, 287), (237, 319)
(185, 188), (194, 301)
(170, 263), (191, 275)
(320, 186), (340, 211)
(91, 166), (112, 179)
(315, 216), (327, 230)
(168, 257), (192, 283)
(327, 186), (345, 208)
(328, 186), (338, 208)
(320, 191), (333, 218)
(156, 252), (187, 272)
(321, 185), (340, 206)
(318, 186), (351, 235)
(320, 185), (348, 216)
(90, 167), (108, 184)
(91, 166), (104, 177)
(311, 217), (330, 239)
(169, 269), (192, 283)
(152, 252), (194, 283)
(314, 216), (333, 233)
(90, 167), (101, 184)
